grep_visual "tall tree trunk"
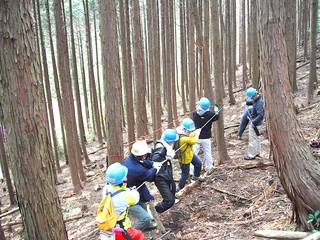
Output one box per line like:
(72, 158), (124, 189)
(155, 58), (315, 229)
(36, 0), (61, 174)
(251, 0), (259, 88)
(45, 0), (68, 165)
(187, 0), (196, 115)
(54, 0), (85, 192)
(180, 0), (188, 114)
(211, 0), (229, 165)
(78, 32), (91, 132)
(100, 0), (124, 164)
(168, 0), (178, 127)
(285, 0), (297, 93)
(0, 1), (68, 238)
(308, 0), (318, 103)
(303, 0), (309, 60)
(131, 0), (149, 138)
(119, 0), (135, 145)
(242, 0), (248, 89)
(83, 0), (103, 146)
(69, 0), (90, 164)
(259, 0), (320, 230)
(226, 0), (236, 104)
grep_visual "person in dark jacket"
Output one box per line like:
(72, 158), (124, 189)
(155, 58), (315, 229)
(243, 87), (264, 160)
(192, 97), (219, 174)
(151, 129), (178, 213)
(124, 139), (158, 231)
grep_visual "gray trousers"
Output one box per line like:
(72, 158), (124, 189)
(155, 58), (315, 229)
(247, 124), (261, 157)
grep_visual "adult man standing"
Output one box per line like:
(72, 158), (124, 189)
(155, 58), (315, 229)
(124, 140), (158, 231)
(243, 87), (264, 160)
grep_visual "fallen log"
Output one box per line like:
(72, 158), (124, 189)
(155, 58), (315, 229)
(175, 180), (200, 199)
(226, 160), (274, 170)
(302, 232), (320, 240)
(254, 230), (311, 239)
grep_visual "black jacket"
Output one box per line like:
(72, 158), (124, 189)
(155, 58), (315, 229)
(193, 109), (219, 139)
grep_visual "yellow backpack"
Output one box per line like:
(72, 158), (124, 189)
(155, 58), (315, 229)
(96, 189), (124, 231)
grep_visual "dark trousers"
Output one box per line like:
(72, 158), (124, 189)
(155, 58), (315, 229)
(154, 176), (176, 213)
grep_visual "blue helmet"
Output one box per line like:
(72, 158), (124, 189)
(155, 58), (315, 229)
(106, 162), (128, 185)
(246, 87), (257, 98)
(161, 129), (179, 143)
(181, 118), (196, 131)
(199, 97), (210, 110)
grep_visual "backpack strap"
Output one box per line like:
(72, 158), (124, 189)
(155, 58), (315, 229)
(108, 189), (125, 197)
(154, 140), (165, 149)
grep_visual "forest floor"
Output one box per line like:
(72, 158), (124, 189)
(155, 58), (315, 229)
(1, 51), (320, 240)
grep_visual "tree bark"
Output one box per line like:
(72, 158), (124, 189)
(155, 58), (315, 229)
(258, 0), (320, 230)
(100, 0), (124, 164)
(0, 1), (68, 238)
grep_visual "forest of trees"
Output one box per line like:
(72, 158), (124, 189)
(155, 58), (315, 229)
(0, 0), (320, 239)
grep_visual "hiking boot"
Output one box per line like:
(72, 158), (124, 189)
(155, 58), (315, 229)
(192, 176), (205, 182)
(144, 223), (157, 231)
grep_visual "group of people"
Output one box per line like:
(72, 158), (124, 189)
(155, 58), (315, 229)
(100, 87), (264, 240)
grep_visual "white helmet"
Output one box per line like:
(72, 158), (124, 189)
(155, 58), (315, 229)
(131, 140), (151, 156)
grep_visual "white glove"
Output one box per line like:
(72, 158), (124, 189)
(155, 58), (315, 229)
(214, 105), (219, 112)
(153, 162), (162, 173)
(241, 102), (247, 108)
(194, 128), (201, 136)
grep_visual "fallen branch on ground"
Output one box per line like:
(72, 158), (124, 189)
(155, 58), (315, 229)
(207, 186), (249, 201)
(297, 102), (320, 113)
(78, 228), (100, 240)
(156, 230), (172, 240)
(0, 207), (19, 219)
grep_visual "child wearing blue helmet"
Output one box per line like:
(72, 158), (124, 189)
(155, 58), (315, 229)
(192, 97), (220, 174)
(102, 162), (144, 240)
(175, 118), (205, 191)
(151, 129), (179, 213)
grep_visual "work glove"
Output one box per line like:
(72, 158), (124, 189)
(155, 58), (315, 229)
(214, 104), (219, 112)
(194, 128), (201, 136)
(241, 102), (247, 108)
(152, 161), (162, 173)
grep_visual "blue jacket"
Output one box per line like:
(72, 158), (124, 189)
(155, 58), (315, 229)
(249, 95), (264, 126)
(123, 154), (156, 203)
